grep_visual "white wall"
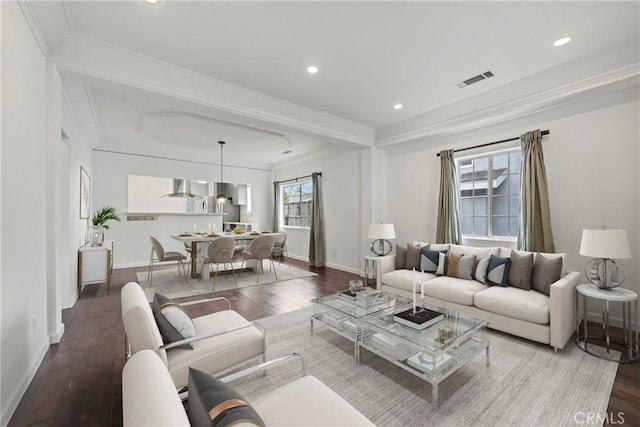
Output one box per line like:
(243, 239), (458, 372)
(274, 148), (362, 274)
(386, 87), (639, 327)
(1, 2), (50, 422)
(92, 150), (273, 268)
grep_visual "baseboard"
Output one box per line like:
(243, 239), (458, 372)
(49, 323), (65, 344)
(285, 253), (308, 263)
(585, 310), (638, 331)
(325, 262), (360, 275)
(1, 340), (50, 426)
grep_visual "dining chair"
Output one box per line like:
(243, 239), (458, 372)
(148, 236), (187, 287)
(241, 235), (277, 284)
(199, 237), (237, 290)
(271, 232), (289, 268)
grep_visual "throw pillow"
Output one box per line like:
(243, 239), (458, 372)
(486, 255), (511, 287)
(473, 256), (491, 284)
(188, 367), (265, 427)
(152, 293), (196, 350)
(508, 251), (534, 290)
(395, 244), (407, 270)
(457, 255), (476, 280)
(447, 253), (462, 278)
(420, 249), (448, 274)
(532, 254), (562, 295)
(407, 243), (429, 270)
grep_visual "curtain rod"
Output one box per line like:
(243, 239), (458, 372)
(436, 130), (550, 157)
(274, 172), (321, 185)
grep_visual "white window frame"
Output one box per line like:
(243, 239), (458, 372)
(279, 179), (313, 230)
(457, 148), (521, 240)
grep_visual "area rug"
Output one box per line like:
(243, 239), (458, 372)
(229, 308), (619, 427)
(136, 262), (316, 301)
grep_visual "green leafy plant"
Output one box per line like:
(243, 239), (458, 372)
(92, 205), (121, 229)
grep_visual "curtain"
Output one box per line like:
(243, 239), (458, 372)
(518, 129), (555, 252)
(308, 172), (326, 267)
(436, 149), (462, 244)
(272, 181), (280, 232)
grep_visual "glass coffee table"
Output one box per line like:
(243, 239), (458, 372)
(360, 302), (489, 407)
(311, 290), (410, 363)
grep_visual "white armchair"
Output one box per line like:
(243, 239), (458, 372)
(122, 349), (375, 427)
(120, 282), (266, 389)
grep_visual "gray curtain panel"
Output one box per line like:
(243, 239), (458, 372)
(273, 181), (280, 232)
(308, 172), (326, 267)
(436, 149), (462, 244)
(518, 129), (555, 252)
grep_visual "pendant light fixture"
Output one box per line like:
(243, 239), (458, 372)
(216, 141), (227, 202)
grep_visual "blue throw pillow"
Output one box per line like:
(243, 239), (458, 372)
(486, 255), (511, 287)
(420, 249), (448, 274)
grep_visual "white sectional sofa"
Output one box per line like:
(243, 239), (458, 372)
(376, 243), (580, 351)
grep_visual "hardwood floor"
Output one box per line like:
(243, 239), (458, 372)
(8, 259), (639, 426)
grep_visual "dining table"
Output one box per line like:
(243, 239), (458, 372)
(171, 231), (285, 278)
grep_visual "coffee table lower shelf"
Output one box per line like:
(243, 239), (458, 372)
(358, 336), (489, 408)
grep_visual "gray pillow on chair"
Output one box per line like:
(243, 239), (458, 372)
(152, 293), (195, 350)
(188, 367), (265, 427)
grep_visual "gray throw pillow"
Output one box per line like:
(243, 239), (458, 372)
(152, 293), (195, 350)
(508, 251), (534, 290)
(486, 255), (511, 287)
(188, 367), (265, 427)
(395, 244), (407, 270)
(532, 254), (562, 295)
(407, 243), (428, 270)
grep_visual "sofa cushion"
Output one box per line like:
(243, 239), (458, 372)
(532, 254), (563, 295)
(474, 286), (550, 324)
(429, 243), (450, 252)
(381, 269), (437, 293)
(447, 254), (476, 280)
(395, 244), (407, 270)
(422, 276), (487, 306)
(486, 255), (511, 287)
(509, 251), (534, 290)
(407, 243), (428, 270)
(153, 293), (195, 350)
(420, 249), (447, 274)
(188, 367), (265, 427)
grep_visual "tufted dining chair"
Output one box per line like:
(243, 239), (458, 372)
(241, 235), (277, 284)
(199, 237), (237, 290)
(148, 236), (187, 287)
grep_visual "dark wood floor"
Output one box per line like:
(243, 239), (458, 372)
(8, 259), (639, 426)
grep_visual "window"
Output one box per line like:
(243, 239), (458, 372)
(281, 180), (313, 228)
(458, 150), (522, 238)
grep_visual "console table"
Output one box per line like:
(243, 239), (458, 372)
(78, 239), (113, 296)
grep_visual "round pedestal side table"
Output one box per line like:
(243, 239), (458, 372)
(575, 284), (638, 363)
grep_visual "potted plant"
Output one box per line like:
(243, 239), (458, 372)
(90, 206), (121, 246)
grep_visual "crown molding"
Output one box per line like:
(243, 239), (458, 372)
(272, 145), (351, 171)
(376, 63), (640, 147)
(17, 0), (50, 58)
(61, 88), (97, 148)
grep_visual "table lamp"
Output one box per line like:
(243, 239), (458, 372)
(368, 223), (395, 256)
(579, 227), (631, 290)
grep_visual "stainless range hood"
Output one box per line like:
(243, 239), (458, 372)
(162, 178), (202, 199)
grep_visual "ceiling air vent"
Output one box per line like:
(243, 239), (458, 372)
(456, 70), (495, 88)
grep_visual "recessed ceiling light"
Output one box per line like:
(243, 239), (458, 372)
(307, 66), (319, 74)
(393, 103), (403, 110)
(553, 37), (571, 47)
(282, 150), (293, 155)
(145, 0), (158, 4)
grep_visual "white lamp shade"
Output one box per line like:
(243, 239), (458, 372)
(579, 229), (631, 259)
(368, 223), (396, 240)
